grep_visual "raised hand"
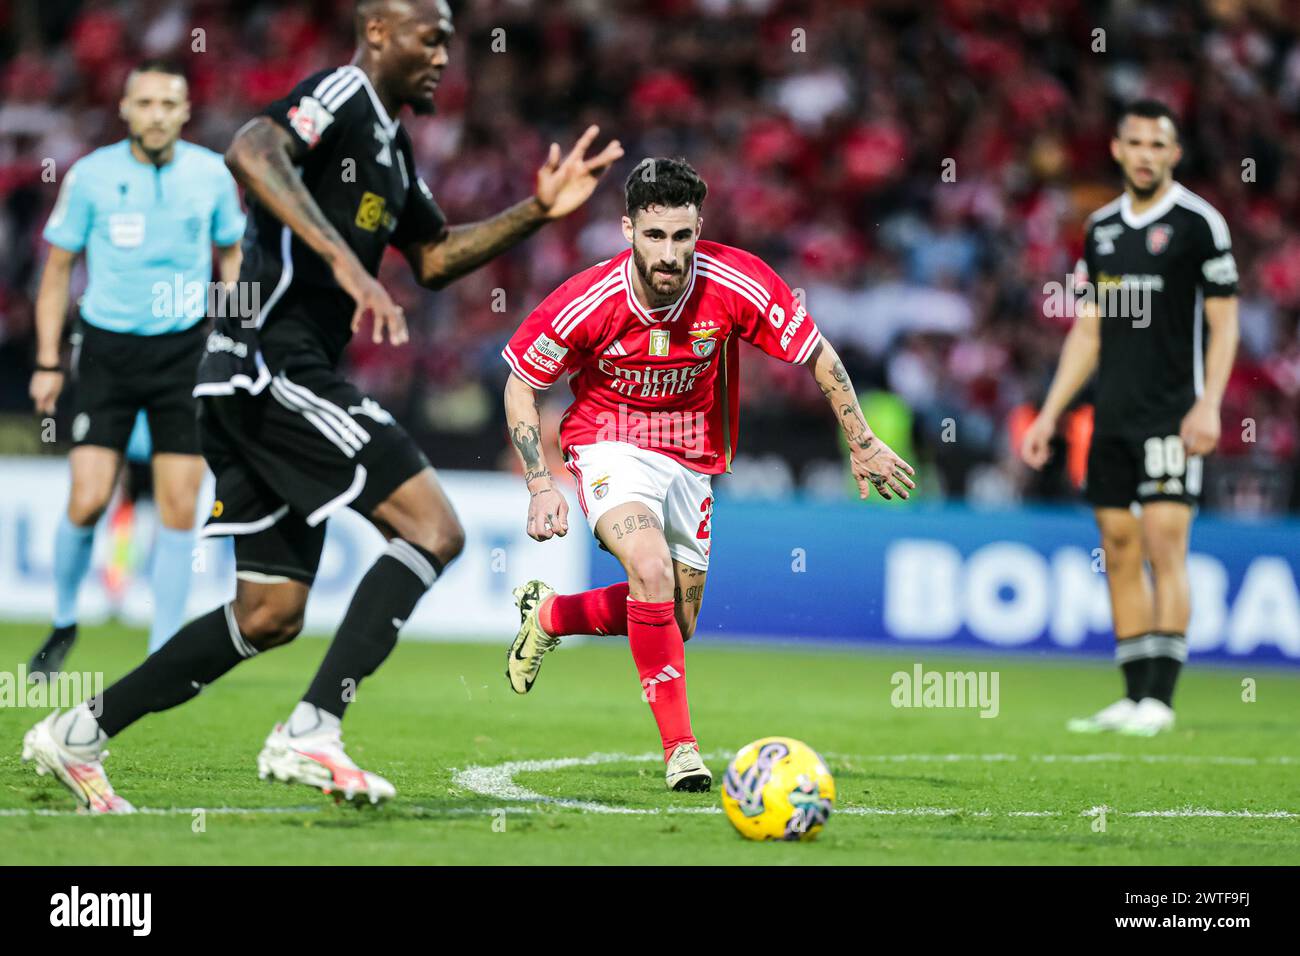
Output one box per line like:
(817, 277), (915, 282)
(534, 125), (624, 221)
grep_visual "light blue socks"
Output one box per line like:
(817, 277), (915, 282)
(52, 515), (96, 628)
(148, 526), (196, 653)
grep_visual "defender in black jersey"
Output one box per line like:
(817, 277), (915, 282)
(21, 0), (624, 813)
(1022, 100), (1240, 737)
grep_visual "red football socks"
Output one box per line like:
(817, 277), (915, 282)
(626, 598), (695, 760)
(541, 583), (629, 637)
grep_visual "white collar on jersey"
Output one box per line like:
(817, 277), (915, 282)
(623, 253), (697, 326)
(1120, 181), (1182, 230)
(343, 64), (400, 137)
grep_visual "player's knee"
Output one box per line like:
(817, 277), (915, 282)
(67, 490), (110, 527)
(156, 498), (197, 530)
(233, 599), (305, 650)
(436, 518), (466, 565)
(1099, 523), (1141, 561)
(404, 517), (464, 568)
(676, 611), (698, 642)
(627, 554), (674, 600)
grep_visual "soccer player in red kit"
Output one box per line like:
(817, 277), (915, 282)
(501, 158), (914, 790)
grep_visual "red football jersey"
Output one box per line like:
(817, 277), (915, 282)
(502, 240), (821, 474)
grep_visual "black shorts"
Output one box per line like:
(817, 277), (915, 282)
(198, 364), (429, 584)
(1084, 429), (1203, 509)
(71, 320), (205, 455)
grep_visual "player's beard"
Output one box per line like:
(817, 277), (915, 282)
(1124, 170), (1164, 200)
(633, 246), (688, 306)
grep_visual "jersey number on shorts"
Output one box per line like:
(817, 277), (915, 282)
(696, 496), (714, 541)
(1143, 436), (1186, 479)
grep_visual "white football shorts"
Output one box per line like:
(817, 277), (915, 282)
(565, 440), (714, 571)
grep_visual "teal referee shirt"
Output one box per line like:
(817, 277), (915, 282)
(43, 139), (246, 335)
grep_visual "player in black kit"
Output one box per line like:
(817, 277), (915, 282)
(1022, 100), (1239, 736)
(21, 0), (624, 812)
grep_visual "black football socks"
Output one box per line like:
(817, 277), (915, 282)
(1145, 631), (1187, 706)
(1115, 631), (1186, 706)
(95, 605), (253, 738)
(1116, 633), (1153, 702)
(301, 540), (441, 721)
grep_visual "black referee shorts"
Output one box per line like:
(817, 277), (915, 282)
(198, 364), (430, 584)
(71, 319), (205, 455)
(1084, 429), (1203, 510)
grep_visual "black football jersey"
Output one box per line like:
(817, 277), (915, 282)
(197, 65), (447, 395)
(1075, 183), (1238, 437)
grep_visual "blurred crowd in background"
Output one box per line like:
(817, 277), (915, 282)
(2, 0), (1299, 513)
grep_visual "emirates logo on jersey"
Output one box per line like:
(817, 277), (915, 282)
(1146, 223), (1173, 255)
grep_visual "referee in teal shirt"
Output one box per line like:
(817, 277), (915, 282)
(29, 60), (245, 673)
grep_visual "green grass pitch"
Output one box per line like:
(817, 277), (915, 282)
(0, 623), (1296, 865)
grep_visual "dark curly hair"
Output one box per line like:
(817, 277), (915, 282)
(625, 157), (707, 218)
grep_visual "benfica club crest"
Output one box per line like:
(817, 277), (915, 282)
(1146, 223), (1173, 255)
(689, 325), (720, 358)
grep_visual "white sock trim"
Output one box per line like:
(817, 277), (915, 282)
(1147, 633), (1189, 663)
(384, 539), (438, 589)
(223, 603), (259, 659)
(1115, 634), (1155, 663)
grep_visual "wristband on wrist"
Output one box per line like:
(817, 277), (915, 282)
(35, 364), (63, 373)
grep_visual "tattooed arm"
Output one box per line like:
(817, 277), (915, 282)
(404, 125), (623, 291)
(224, 118), (406, 345)
(505, 372), (570, 541)
(405, 198), (547, 291)
(808, 338), (916, 500)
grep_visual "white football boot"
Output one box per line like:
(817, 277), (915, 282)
(506, 579), (560, 694)
(1066, 698), (1137, 733)
(21, 710), (135, 814)
(257, 723), (395, 806)
(665, 742), (712, 792)
(1119, 697), (1176, 736)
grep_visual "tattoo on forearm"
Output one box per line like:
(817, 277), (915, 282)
(812, 352), (905, 491)
(430, 198), (544, 284)
(819, 359), (872, 449)
(237, 124), (349, 268)
(510, 421), (548, 483)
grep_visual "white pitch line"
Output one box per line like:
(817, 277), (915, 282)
(4, 752), (1296, 820)
(449, 751), (1300, 820)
